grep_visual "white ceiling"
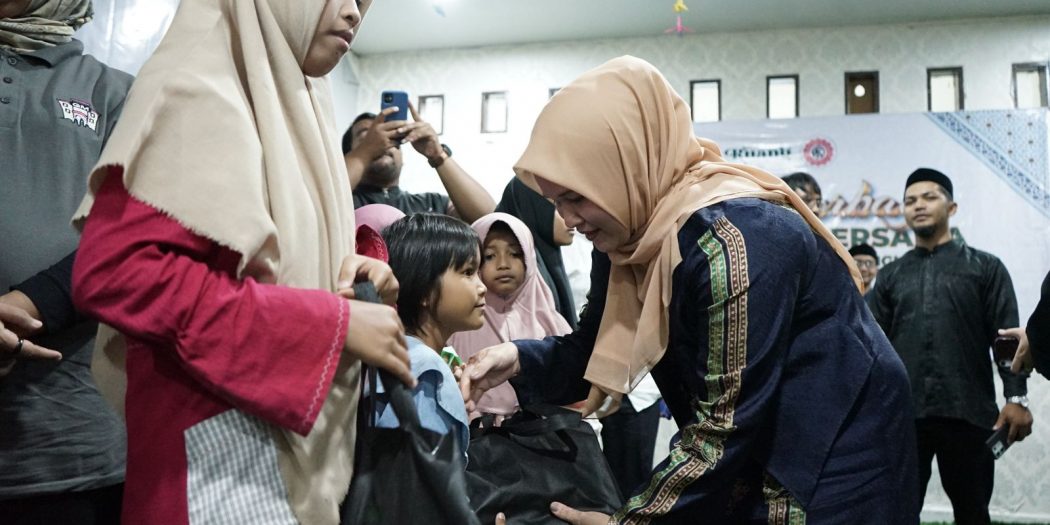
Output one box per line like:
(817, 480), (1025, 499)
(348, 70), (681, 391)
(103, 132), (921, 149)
(353, 0), (1050, 55)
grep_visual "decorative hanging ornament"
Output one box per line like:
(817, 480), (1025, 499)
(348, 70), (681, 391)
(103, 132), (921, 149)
(666, 0), (693, 35)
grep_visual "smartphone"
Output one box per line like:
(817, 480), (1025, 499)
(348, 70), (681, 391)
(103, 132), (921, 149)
(985, 425), (1010, 459)
(380, 91), (410, 122)
(993, 336), (1019, 368)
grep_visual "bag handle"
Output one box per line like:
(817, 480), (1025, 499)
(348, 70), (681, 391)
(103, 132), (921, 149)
(476, 405), (581, 437)
(352, 282), (423, 433)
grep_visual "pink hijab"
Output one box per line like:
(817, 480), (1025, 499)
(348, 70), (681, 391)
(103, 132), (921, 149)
(353, 205), (403, 263)
(449, 213), (572, 415)
(354, 204), (405, 233)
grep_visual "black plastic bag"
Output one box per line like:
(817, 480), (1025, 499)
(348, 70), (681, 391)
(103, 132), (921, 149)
(466, 405), (624, 524)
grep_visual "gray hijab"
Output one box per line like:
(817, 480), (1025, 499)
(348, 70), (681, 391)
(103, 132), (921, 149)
(0, 0), (93, 52)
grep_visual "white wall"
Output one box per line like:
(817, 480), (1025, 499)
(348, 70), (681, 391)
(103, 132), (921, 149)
(330, 54), (362, 138)
(347, 15), (1050, 199)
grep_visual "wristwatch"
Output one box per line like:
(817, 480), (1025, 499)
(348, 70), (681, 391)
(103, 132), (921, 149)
(1006, 395), (1029, 409)
(428, 143), (452, 168)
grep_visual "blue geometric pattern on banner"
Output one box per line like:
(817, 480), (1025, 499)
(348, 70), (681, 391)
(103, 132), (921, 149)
(927, 109), (1050, 218)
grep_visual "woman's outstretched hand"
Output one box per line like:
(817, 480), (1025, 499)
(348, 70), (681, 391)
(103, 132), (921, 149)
(458, 342), (519, 413)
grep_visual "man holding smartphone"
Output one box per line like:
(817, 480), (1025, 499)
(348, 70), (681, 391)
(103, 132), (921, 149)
(342, 103), (495, 222)
(868, 168), (1032, 525)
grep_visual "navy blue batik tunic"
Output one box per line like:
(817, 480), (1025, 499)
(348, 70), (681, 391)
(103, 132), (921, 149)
(512, 198), (920, 524)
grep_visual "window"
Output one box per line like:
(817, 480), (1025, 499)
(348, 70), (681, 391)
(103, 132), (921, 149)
(927, 67), (964, 112)
(1013, 63), (1048, 109)
(767, 75), (798, 119)
(845, 71), (879, 114)
(481, 91), (508, 133)
(689, 79), (721, 123)
(417, 95), (444, 134)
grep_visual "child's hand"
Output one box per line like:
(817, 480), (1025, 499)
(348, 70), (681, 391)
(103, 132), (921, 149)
(344, 299), (415, 387)
(337, 254), (399, 306)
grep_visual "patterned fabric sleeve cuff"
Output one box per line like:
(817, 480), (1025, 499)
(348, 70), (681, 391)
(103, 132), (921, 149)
(294, 297), (348, 435)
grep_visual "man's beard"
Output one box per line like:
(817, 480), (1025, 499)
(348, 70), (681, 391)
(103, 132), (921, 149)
(912, 225), (937, 238)
(363, 158), (400, 187)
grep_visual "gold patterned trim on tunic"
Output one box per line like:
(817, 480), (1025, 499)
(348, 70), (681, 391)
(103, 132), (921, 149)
(613, 217), (750, 524)
(764, 474), (806, 525)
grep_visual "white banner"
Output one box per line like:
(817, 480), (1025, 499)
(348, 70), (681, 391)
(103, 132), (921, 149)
(697, 109), (1050, 521)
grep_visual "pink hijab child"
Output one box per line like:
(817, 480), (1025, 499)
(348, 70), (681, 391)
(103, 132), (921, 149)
(354, 204), (405, 261)
(449, 213), (571, 415)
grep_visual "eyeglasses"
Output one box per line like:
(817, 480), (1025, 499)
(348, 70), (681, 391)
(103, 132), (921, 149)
(855, 260), (877, 269)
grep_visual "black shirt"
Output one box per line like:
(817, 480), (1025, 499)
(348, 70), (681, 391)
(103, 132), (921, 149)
(352, 183), (450, 215)
(869, 239), (1026, 428)
(1027, 270), (1050, 378)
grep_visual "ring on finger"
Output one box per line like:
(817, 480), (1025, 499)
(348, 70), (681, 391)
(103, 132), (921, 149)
(14, 338), (25, 356)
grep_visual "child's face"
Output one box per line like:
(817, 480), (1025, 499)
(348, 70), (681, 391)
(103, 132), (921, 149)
(433, 251), (487, 332)
(481, 228), (526, 298)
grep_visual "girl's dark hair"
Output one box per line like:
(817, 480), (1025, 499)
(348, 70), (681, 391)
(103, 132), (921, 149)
(782, 171), (822, 196)
(383, 213), (480, 333)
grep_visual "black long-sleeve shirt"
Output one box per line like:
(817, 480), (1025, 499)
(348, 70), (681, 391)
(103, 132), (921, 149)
(869, 239), (1026, 428)
(1027, 270), (1050, 378)
(11, 251), (87, 335)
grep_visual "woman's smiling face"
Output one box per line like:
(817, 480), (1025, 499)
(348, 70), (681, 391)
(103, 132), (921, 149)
(535, 176), (629, 253)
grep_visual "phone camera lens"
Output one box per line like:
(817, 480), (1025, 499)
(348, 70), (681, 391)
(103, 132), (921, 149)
(383, 94), (393, 103)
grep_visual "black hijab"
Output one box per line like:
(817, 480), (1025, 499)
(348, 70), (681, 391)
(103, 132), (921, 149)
(495, 178), (578, 328)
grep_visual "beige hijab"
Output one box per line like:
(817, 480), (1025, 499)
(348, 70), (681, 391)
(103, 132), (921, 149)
(514, 56), (860, 409)
(73, 1), (360, 523)
(0, 0), (93, 52)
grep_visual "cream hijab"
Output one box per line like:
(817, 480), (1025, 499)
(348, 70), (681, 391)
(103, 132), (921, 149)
(73, 1), (361, 523)
(514, 56), (861, 409)
(0, 0), (92, 52)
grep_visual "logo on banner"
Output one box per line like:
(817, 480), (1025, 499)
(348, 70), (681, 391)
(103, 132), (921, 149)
(803, 138), (834, 166)
(57, 99), (99, 131)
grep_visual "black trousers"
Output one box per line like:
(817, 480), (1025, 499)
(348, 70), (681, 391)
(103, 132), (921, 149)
(600, 397), (662, 498)
(916, 417), (994, 525)
(0, 483), (123, 525)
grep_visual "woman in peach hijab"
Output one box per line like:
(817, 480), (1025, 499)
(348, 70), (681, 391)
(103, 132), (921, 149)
(71, 1), (413, 523)
(461, 56), (918, 524)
